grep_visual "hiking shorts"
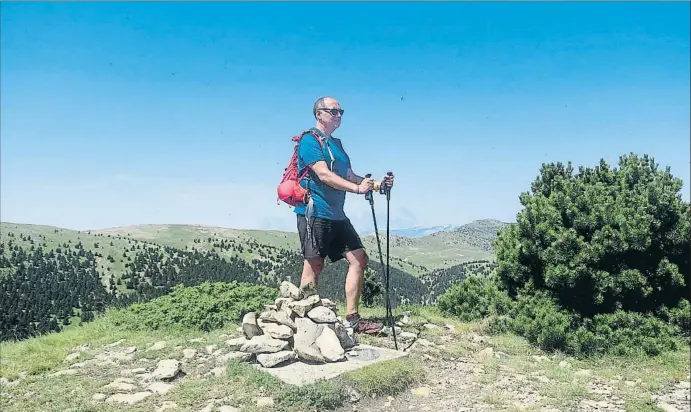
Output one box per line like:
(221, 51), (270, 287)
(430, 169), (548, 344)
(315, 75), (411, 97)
(297, 214), (365, 262)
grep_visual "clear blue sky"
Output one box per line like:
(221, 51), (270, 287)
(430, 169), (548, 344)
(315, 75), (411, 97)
(2, 2), (689, 233)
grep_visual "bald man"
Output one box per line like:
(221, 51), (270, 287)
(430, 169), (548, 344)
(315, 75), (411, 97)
(293, 96), (394, 335)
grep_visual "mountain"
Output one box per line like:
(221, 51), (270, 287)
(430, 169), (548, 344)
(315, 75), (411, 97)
(365, 224), (459, 238)
(0, 220), (501, 342)
(429, 219), (511, 252)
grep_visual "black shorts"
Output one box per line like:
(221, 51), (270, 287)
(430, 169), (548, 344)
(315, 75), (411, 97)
(297, 214), (365, 262)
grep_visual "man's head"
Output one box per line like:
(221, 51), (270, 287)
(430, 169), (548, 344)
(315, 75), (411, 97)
(313, 96), (344, 134)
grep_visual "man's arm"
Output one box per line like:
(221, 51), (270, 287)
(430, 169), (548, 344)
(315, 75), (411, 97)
(312, 162), (361, 193)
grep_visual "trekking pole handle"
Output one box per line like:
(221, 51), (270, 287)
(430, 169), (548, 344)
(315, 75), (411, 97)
(383, 172), (393, 199)
(364, 174), (374, 203)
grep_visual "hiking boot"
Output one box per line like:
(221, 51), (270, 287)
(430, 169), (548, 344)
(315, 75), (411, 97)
(350, 317), (383, 335)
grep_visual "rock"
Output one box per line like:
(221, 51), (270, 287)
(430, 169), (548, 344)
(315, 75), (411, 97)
(531, 355), (550, 363)
(91, 393), (107, 402)
(411, 386), (431, 397)
(423, 323), (439, 330)
(293, 317), (327, 363)
(298, 282), (319, 299)
(399, 331), (417, 342)
(288, 294), (321, 317)
(225, 337), (249, 351)
(259, 310), (297, 330)
(256, 397), (274, 407)
(258, 320), (294, 339)
(316, 326), (346, 362)
(103, 378), (137, 392)
(146, 382), (175, 395)
(240, 335), (290, 354)
(218, 406), (239, 412)
(558, 360), (572, 369)
(50, 369), (78, 377)
(216, 351), (253, 364)
(280, 281), (301, 299)
(307, 306), (338, 323)
(676, 380), (691, 389)
(182, 349), (197, 359)
(151, 359), (182, 381)
(147, 341), (166, 351)
(477, 347), (494, 360)
(321, 298), (337, 310)
(156, 401), (178, 411)
(64, 352), (81, 363)
(257, 350), (297, 368)
(205, 345), (218, 355)
(105, 392), (153, 405)
(275, 297), (292, 310)
(330, 322), (356, 350)
(242, 312), (263, 339)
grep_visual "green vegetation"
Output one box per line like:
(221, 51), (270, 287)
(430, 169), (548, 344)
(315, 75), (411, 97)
(438, 153), (690, 358)
(111, 281), (278, 332)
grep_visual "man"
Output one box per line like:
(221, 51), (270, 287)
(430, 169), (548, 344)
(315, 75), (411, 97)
(294, 96), (394, 335)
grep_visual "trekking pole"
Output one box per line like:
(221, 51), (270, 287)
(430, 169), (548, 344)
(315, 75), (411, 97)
(382, 172), (397, 350)
(365, 173), (398, 350)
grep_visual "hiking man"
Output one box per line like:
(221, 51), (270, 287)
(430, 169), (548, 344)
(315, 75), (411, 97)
(294, 96), (394, 334)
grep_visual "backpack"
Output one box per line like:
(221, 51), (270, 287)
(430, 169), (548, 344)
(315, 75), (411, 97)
(276, 129), (327, 207)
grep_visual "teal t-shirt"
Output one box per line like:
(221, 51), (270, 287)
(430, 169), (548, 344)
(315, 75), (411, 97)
(293, 128), (351, 221)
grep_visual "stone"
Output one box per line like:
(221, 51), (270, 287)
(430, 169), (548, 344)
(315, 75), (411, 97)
(257, 351), (297, 368)
(151, 359), (182, 381)
(256, 397), (274, 407)
(147, 341), (166, 351)
(321, 298), (337, 310)
(105, 392), (153, 405)
(280, 281), (301, 299)
(216, 351), (253, 365)
(293, 317), (327, 363)
(156, 401), (178, 411)
(316, 326), (346, 362)
(558, 360), (572, 369)
(242, 312), (263, 339)
(275, 297), (292, 310)
(218, 406), (239, 412)
(91, 393), (107, 402)
(225, 337), (249, 351)
(330, 322), (356, 350)
(182, 348), (197, 359)
(146, 382), (175, 395)
(288, 294), (321, 317)
(240, 335), (290, 354)
(64, 352), (81, 363)
(307, 306), (338, 323)
(399, 332), (417, 342)
(259, 309), (297, 330)
(477, 347), (494, 360)
(258, 320), (294, 340)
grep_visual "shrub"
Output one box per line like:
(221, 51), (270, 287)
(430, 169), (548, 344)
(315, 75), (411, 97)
(494, 154), (690, 318)
(437, 275), (514, 322)
(110, 281), (277, 332)
(482, 284), (684, 357)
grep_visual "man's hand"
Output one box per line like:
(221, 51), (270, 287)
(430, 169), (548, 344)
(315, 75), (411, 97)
(357, 177), (374, 194)
(384, 173), (395, 188)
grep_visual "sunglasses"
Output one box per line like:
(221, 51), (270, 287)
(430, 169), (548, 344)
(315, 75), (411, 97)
(317, 108), (344, 116)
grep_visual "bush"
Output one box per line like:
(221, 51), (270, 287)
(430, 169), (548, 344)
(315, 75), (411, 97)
(440, 154), (690, 358)
(494, 154), (690, 318)
(488, 288), (683, 357)
(110, 281), (277, 332)
(437, 275), (514, 322)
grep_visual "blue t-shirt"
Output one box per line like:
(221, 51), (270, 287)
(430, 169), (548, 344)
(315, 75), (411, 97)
(294, 128), (351, 221)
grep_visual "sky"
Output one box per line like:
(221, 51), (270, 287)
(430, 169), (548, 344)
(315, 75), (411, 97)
(1, 2), (689, 234)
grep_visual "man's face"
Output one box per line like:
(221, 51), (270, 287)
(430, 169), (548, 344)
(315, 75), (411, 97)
(316, 98), (344, 130)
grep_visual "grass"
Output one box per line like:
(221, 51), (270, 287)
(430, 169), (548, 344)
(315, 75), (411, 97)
(2, 295), (688, 412)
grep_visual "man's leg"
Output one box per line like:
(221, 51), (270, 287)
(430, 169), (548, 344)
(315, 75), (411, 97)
(328, 218), (383, 334)
(296, 214), (330, 290)
(343, 248), (368, 316)
(300, 257), (324, 288)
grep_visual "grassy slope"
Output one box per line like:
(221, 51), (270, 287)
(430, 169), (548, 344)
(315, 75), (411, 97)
(1, 303), (687, 412)
(91, 223), (493, 275)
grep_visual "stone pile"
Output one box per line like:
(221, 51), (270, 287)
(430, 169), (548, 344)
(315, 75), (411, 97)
(231, 281), (357, 368)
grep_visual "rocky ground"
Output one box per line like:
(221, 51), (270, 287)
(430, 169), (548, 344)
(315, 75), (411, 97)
(1, 310), (689, 412)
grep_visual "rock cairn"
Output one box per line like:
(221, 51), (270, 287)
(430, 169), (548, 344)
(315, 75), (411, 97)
(232, 281), (357, 368)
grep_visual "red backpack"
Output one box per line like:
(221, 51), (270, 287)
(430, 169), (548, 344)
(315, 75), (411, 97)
(276, 129), (325, 206)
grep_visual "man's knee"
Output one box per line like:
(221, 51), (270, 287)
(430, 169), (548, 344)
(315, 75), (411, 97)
(346, 249), (368, 271)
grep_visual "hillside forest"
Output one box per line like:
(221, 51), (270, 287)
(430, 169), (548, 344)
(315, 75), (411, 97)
(1, 153), (689, 360)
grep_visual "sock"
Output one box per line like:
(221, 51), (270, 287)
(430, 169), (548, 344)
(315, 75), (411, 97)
(346, 313), (360, 327)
